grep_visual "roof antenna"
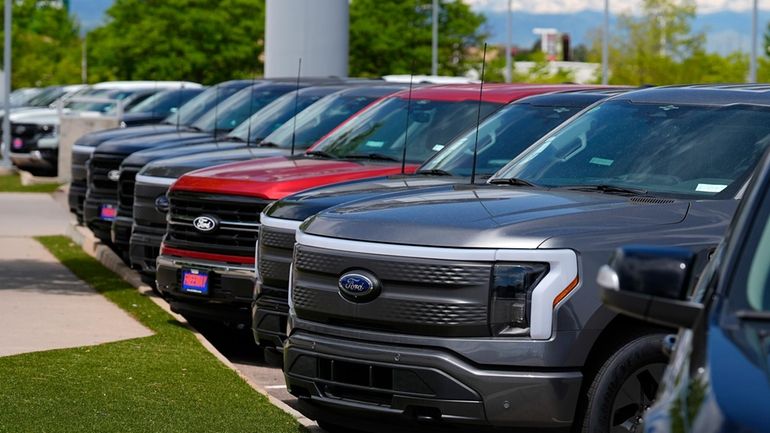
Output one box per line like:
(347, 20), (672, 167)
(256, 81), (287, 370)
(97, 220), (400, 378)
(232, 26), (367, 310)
(245, 69), (258, 147)
(469, 43), (487, 185)
(174, 81), (184, 131)
(213, 84), (220, 143)
(399, 65), (415, 175)
(290, 57), (302, 156)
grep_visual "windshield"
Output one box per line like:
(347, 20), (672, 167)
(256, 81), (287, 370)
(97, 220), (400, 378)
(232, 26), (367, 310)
(164, 84), (244, 126)
(263, 91), (381, 150)
(493, 100), (770, 198)
(65, 89), (143, 112)
(229, 89), (335, 143)
(311, 97), (501, 163)
(26, 87), (65, 107)
(421, 102), (586, 177)
(127, 89), (201, 115)
(191, 85), (291, 134)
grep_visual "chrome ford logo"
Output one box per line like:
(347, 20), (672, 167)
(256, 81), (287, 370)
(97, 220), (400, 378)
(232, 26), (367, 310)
(338, 271), (380, 302)
(107, 170), (120, 182)
(193, 215), (218, 232)
(154, 195), (169, 213)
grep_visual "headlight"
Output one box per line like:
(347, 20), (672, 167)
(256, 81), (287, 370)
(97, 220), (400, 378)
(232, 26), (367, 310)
(490, 262), (548, 336)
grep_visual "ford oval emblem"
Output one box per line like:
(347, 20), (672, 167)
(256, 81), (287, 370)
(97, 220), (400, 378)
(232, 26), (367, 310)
(193, 215), (218, 232)
(107, 170), (121, 182)
(338, 271), (380, 302)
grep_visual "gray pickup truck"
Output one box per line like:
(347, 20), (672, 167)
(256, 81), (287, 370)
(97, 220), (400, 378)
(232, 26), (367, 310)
(283, 85), (770, 433)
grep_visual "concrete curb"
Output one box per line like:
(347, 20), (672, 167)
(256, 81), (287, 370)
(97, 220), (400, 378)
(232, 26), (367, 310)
(19, 170), (61, 186)
(67, 221), (321, 432)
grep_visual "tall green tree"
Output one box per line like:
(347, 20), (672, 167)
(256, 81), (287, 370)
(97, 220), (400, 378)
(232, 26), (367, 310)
(349, 0), (486, 77)
(596, 0), (707, 85)
(87, 0), (265, 84)
(1, 0), (82, 87)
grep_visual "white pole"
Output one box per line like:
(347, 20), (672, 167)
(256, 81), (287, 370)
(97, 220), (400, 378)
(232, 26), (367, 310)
(505, 0), (512, 83)
(81, 36), (87, 84)
(1, 0), (11, 169)
(602, 0), (609, 84)
(431, 0), (438, 76)
(750, 0), (758, 82)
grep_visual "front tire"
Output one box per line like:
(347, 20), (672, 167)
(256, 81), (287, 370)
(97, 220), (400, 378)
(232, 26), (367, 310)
(580, 334), (668, 433)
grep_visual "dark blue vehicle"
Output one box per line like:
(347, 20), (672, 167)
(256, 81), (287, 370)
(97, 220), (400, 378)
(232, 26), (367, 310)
(599, 149), (770, 433)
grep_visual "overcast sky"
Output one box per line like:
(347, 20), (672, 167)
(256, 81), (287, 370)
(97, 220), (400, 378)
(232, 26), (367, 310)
(465, 0), (770, 14)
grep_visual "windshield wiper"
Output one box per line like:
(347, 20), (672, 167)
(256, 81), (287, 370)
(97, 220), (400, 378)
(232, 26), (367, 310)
(305, 150), (338, 159)
(187, 125), (204, 132)
(226, 136), (246, 142)
(344, 153), (399, 162)
(256, 141), (280, 148)
(416, 168), (453, 176)
(488, 177), (537, 187)
(563, 184), (648, 196)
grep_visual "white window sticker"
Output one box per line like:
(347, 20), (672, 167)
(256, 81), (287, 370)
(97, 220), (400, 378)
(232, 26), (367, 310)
(432, 144), (445, 152)
(696, 183), (727, 193)
(365, 140), (385, 148)
(589, 157), (614, 166)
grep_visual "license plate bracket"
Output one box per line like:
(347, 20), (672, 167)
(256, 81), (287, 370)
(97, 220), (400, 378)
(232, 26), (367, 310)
(181, 269), (209, 295)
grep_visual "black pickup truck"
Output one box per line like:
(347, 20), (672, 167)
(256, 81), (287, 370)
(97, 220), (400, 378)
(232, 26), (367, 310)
(109, 84), (350, 254)
(83, 81), (312, 246)
(128, 85), (404, 284)
(69, 80), (254, 222)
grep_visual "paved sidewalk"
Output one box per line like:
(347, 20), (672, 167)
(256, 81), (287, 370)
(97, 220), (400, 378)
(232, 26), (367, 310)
(0, 193), (153, 357)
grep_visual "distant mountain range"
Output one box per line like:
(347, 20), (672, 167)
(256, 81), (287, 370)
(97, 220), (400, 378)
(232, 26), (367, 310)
(69, 1), (769, 55)
(482, 10), (770, 55)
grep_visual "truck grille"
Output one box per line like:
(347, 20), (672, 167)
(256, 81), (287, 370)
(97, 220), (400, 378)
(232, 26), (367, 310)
(257, 225), (296, 300)
(10, 123), (51, 152)
(87, 153), (123, 194)
(292, 245), (493, 337)
(165, 191), (269, 258)
(117, 167), (140, 214)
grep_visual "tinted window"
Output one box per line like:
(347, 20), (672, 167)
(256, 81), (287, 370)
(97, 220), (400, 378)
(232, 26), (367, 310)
(312, 97), (501, 163)
(166, 84), (244, 126)
(229, 88), (337, 143)
(127, 89), (203, 115)
(421, 102), (585, 177)
(263, 92), (381, 149)
(191, 86), (291, 133)
(495, 101), (770, 198)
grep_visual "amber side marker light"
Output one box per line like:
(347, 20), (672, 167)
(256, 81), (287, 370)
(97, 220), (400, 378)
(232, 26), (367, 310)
(553, 276), (580, 307)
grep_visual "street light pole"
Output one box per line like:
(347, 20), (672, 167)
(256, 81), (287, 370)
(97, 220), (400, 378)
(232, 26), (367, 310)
(505, 0), (512, 83)
(602, 0), (609, 85)
(431, 0), (438, 76)
(750, 0), (758, 82)
(1, 0), (11, 169)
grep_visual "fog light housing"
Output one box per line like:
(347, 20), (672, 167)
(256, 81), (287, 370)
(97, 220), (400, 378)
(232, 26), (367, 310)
(490, 263), (548, 336)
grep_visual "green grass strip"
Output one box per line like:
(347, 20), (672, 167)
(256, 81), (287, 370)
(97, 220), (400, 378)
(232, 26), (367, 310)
(0, 236), (302, 433)
(0, 174), (61, 193)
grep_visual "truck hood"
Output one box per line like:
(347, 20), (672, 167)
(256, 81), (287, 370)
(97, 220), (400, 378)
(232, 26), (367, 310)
(174, 156), (420, 200)
(122, 139), (248, 168)
(94, 131), (212, 155)
(75, 124), (187, 147)
(9, 108), (61, 124)
(265, 175), (470, 222)
(303, 185), (691, 249)
(138, 147), (295, 179)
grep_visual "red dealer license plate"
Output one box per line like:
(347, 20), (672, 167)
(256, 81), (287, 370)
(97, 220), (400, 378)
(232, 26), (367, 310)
(99, 204), (117, 221)
(181, 269), (209, 295)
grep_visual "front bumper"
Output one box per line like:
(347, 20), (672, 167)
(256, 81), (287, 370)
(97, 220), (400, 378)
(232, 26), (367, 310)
(252, 295), (289, 347)
(9, 150), (56, 171)
(285, 330), (582, 432)
(129, 224), (164, 275)
(156, 254), (255, 324)
(84, 194), (117, 243)
(111, 215), (133, 249)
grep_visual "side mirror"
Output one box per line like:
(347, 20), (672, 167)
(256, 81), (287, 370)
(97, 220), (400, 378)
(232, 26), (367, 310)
(598, 246), (704, 329)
